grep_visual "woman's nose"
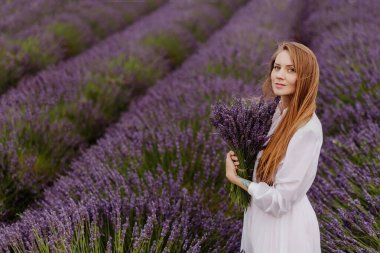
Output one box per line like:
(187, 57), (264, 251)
(276, 69), (285, 79)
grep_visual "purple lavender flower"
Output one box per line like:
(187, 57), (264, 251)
(0, 1), (168, 94)
(210, 95), (279, 209)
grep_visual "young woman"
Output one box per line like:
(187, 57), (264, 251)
(225, 41), (323, 253)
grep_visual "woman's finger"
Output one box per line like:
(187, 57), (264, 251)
(226, 153), (233, 162)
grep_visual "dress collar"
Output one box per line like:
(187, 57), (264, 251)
(276, 105), (288, 117)
(280, 107), (288, 116)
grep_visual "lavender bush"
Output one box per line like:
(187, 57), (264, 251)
(0, 0), (243, 222)
(0, 0), (167, 94)
(210, 96), (279, 210)
(304, 22), (380, 136)
(0, 0), (69, 34)
(301, 0), (380, 46)
(179, 0), (302, 83)
(301, 0), (380, 136)
(2, 156), (235, 252)
(309, 120), (380, 252)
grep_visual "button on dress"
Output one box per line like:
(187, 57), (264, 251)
(240, 105), (323, 253)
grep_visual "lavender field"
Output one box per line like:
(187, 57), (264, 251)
(0, 0), (168, 94)
(0, 0), (378, 252)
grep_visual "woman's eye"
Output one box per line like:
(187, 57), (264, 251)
(273, 66), (295, 72)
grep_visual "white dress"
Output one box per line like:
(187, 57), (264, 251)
(240, 105), (323, 253)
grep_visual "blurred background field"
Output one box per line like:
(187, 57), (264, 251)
(0, 0), (378, 252)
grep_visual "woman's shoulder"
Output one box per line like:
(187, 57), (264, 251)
(294, 113), (323, 142)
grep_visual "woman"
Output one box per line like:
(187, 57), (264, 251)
(226, 41), (323, 253)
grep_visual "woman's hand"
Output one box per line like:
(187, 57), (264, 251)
(226, 150), (240, 182)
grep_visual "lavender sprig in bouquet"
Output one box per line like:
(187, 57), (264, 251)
(210, 95), (279, 210)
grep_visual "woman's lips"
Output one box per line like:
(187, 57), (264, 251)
(275, 83), (286, 88)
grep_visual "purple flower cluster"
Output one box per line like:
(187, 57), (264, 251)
(301, 0), (380, 136)
(310, 121), (380, 252)
(0, 0), (240, 222)
(177, 0), (302, 83)
(0, 0), (167, 94)
(301, 0), (380, 252)
(1, 163), (234, 252)
(0, 0), (67, 34)
(210, 95), (279, 209)
(0, 0), (302, 251)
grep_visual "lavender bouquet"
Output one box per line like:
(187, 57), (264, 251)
(210, 95), (279, 210)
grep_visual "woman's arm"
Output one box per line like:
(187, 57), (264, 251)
(248, 129), (322, 217)
(226, 151), (252, 192)
(228, 174), (252, 192)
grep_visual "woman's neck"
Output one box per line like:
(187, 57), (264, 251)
(279, 98), (288, 115)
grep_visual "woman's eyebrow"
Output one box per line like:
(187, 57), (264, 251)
(274, 63), (294, 66)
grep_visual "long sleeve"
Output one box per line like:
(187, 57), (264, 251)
(247, 127), (323, 218)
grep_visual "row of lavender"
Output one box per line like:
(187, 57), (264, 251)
(0, 0), (301, 251)
(0, 0), (67, 34)
(0, 0), (166, 94)
(0, 0), (243, 222)
(301, 0), (380, 252)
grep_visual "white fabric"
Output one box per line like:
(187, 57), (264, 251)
(240, 105), (323, 253)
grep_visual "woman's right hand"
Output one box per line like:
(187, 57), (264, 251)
(226, 150), (241, 183)
(230, 150), (240, 168)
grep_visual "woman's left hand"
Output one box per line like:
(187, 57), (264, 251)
(226, 150), (239, 182)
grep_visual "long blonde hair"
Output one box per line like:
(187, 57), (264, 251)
(256, 41), (320, 186)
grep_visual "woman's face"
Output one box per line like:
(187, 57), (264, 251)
(271, 50), (297, 96)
